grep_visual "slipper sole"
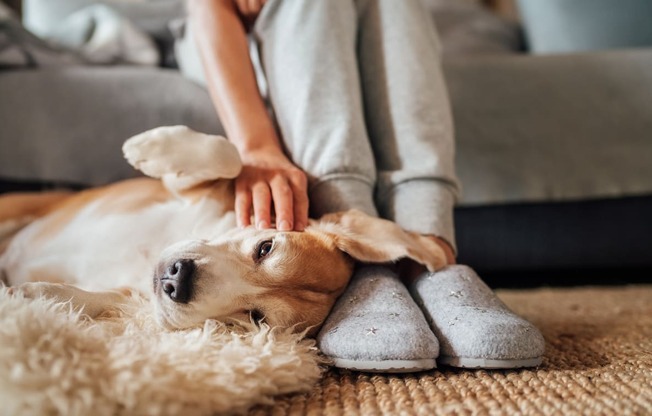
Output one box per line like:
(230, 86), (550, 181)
(438, 355), (543, 369)
(330, 358), (436, 373)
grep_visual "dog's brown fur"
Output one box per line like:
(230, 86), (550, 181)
(1, 126), (446, 334)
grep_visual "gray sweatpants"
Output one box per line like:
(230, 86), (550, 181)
(181, 0), (460, 249)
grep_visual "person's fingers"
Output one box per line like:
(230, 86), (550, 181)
(251, 181), (272, 229)
(234, 0), (248, 15)
(234, 180), (252, 228)
(270, 176), (294, 231)
(292, 193), (308, 231)
(238, 0), (263, 17)
(255, 0), (267, 14)
(247, 0), (259, 14)
(288, 171), (308, 231)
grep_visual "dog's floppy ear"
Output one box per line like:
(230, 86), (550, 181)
(311, 209), (447, 272)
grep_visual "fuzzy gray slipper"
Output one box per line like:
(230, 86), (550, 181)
(409, 265), (545, 369)
(317, 266), (439, 373)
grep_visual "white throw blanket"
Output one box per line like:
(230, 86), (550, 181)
(0, 3), (83, 67)
(0, 3), (158, 68)
(48, 4), (160, 66)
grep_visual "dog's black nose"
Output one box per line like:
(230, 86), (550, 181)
(161, 259), (195, 303)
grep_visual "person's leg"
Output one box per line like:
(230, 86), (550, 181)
(356, 0), (458, 248)
(252, 0), (377, 218)
(252, 0), (439, 372)
(354, 0), (544, 368)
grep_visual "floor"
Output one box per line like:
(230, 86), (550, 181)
(253, 285), (652, 415)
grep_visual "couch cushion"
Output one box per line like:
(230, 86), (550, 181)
(0, 67), (222, 185)
(422, 0), (522, 56)
(444, 49), (652, 205)
(518, 0), (652, 54)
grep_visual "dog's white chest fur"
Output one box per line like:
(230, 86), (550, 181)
(2, 196), (236, 293)
(2, 126), (243, 292)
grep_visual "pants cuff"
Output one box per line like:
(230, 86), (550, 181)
(378, 180), (457, 253)
(309, 176), (378, 219)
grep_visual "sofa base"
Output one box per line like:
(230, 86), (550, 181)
(456, 195), (652, 277)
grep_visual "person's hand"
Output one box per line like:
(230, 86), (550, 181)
(236, 146), (308, 231)
(232, 0), (267, 28)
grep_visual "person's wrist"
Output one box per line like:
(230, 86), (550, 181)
(235, 137), (283, 161)
(229, 118), (281, 156)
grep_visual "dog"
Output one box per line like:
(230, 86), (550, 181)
(0, 126), (446, 334)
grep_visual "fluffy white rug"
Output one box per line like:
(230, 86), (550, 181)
(0, 289), (324, 415)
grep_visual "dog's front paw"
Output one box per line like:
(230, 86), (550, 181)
(11, 282), (74, 303)
(122, 126), (242, 184)
(10, 283), (116, 318)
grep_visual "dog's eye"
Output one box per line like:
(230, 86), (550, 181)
(254, 240), (274, 261)
(249, 309), (265, 323)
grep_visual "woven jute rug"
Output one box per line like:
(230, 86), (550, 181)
(253, 285), (652, 415)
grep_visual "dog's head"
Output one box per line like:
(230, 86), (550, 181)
(153, 209), (447, 334)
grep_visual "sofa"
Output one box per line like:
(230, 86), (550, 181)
(1, 0), (651, 285)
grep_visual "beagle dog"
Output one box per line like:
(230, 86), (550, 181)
(0, 126), (446, 334)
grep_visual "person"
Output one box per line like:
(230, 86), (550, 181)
(184, 0), (544, 372)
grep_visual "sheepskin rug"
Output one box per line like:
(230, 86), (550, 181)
(0, 288), (325, 415)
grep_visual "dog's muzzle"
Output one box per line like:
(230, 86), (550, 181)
(156, 259), (196, 303)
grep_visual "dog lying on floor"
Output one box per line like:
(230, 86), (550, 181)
(0, 126), (446, 334)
